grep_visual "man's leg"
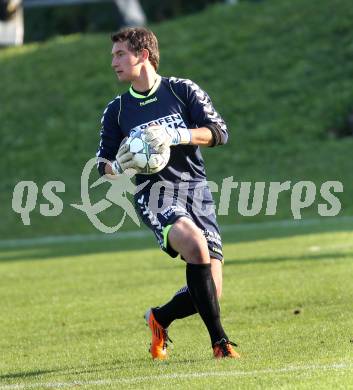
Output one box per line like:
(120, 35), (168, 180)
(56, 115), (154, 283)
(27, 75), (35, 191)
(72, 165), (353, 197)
(152, 258), (222, 328)
(166, 217), (228, 347)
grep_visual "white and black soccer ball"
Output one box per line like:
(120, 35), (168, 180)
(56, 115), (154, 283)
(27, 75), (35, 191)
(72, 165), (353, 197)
(126, 129), (170, 174)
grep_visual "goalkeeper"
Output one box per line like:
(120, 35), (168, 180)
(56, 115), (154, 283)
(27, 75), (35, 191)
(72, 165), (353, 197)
(97, 27), (239, 359)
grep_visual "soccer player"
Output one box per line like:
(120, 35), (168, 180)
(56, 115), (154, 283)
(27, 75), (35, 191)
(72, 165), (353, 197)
(97, 27), (239, 360)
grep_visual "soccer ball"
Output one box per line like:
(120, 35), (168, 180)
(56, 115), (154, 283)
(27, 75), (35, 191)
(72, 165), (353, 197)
(126, 129), (170, 174)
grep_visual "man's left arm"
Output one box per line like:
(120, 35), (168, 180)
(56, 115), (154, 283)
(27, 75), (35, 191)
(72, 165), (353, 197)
(145, 78), (229, 150)
(189, 127), (214, 147)
(184, 80), (229, 147)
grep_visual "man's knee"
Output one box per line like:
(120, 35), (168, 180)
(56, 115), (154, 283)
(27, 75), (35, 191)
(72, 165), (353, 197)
(168, 217), (210, 264)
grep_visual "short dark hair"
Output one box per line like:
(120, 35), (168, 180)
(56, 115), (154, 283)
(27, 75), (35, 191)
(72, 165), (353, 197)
(111, 27), (160, 71)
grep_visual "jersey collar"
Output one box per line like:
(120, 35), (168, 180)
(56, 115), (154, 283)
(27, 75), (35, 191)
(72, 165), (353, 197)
(129, 75), (161, 99)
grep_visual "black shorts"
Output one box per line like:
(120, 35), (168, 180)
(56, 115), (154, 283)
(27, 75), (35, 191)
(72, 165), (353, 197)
(134, 183), (223, 261)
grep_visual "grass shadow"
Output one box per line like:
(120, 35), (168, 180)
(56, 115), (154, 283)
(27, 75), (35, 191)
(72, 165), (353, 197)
(0, 356), (210, 383)
(0, 369), (58, 380)
(226, 251), (353, 267)
(0, 217), (352, 263)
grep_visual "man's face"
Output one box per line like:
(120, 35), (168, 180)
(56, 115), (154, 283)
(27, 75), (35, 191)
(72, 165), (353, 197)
(111, 41), (142, 82)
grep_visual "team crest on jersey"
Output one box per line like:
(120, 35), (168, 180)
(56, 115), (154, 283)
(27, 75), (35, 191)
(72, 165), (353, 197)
(132, 113), (187, 131)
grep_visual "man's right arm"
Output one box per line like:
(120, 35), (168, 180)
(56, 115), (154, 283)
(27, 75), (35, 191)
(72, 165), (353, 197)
(96, 96), (124, 176)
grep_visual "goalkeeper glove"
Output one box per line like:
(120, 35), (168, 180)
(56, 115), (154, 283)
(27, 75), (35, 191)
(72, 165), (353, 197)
(144, 125), (191, 151)
(111, 139), (137, 175)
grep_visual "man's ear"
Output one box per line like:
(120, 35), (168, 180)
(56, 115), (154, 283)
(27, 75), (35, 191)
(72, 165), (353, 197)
(141, 48), (150, 62)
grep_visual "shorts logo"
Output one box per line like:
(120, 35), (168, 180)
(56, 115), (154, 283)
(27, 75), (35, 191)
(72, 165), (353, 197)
(161, 206), (186, 219)
(212, 246), (223, 255)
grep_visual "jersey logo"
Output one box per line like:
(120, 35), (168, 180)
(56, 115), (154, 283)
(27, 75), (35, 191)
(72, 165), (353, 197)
(140, 97), (158, 106)
(133, 113), (187, 131)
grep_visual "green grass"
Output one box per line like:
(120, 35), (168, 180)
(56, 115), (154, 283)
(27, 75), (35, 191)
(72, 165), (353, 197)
(1, 0), (353, 239)
(1, 218), (353, 389)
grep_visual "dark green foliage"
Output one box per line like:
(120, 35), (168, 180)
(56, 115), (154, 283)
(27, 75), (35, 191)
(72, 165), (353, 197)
(141, 0), (219, 22)
(24, 0), (221, 43)
(24, 2), (122, 42)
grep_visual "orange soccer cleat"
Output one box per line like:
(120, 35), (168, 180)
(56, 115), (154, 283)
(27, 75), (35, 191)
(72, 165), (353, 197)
(213, 338), (240, 359)
(144, 308), (172, 360)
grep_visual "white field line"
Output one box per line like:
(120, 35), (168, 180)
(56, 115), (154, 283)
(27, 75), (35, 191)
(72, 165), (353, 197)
(0, 362), (352, 389)
(309, 243), (353, 252)
(1, 216), (353, 249)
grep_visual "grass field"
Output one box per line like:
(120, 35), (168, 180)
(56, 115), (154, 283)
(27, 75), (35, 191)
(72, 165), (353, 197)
(1, 217), (353, 389)
(1, 0), (353, 387)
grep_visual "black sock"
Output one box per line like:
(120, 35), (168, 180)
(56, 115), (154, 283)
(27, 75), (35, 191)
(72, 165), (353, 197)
(153, 286), (197, 328)
(186, 263), (227, 346)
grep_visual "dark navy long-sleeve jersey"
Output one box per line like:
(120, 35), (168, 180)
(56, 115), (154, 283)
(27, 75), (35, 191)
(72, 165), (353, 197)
(96, 76), (229, 188)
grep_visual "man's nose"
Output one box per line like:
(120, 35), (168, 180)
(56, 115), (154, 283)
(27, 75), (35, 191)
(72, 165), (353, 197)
(112, 57), (119, 68)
